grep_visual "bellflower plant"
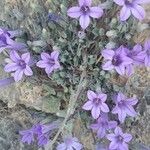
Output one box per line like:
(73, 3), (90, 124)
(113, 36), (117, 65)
(107, 127), (132, 150)
(91, 113), (117, 138)
(112, 92), (138, 123)
(20, 121), (60, 147)
(4, 51), (33, 82)
(144, 39), (150, 67)
(36, 51), (60, 76)
(67, 0), (103, 29)
(82, 90), (109, 119)
(102, 46), (133, 75)
(113, 0), (150, 21)
(56, 137), (83, 150)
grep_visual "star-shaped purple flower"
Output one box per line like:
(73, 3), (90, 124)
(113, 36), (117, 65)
(4, 51), (33, 82)
(102, 46), (133, 75)
(57, 137), (83, 150)
(143, 39), (150, 66)
(112, 92), (138, 123)
(107, 127), (132, 150)
(36, 51), (60, 76)
(91, 113), (117, 138)
(67, 0), (103, 29)
(82, 90), (109, 119)
(113, 0), (150, 21)
(124, 44), (145, 76)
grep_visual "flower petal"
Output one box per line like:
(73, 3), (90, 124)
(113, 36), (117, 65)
(4, 63), (19, 72)
(131, 4), (145, 20)
(45, 67), (53, 75)
(87, 90), (97, 100)
(117, 92), (126, 102)
(41, 52), (51, 61)
(51, 51), (60, 61)
(134, 0), (150, 4)
(97, 127), (106, 138)
(53, 62), (61, 69)
(144, 39), (150, 51)
(114, 127), (123, 135)
(108, 121), (118, 129)
(125, 105), (137, 117)
(56, 143), (67, 150)
(24, 66), (33, 76)
(79, 0), (92, 6)
(91, 106), (100, 119)
(123, 133), (132, 142)
(120, 6), (131, 21)
(21, 52), (30, 63)
(126, 64), (134, 77)
(102, 61), (114, 70)
(67, 7), (81, 18)
(82, 100), (93, 110)
(79, 15), (90, 29)
(107, 134), (116, 141)
(145, 55), (150, 66)
(126, 98), (138, 105)
(113, 0), (125, 6)
(118, 109), (126, 123)
(115, 65), (125, 75)
(100, 103), (109, 113)
(14, 70), (24, 81)
(36, 60), (48, 68)
(109, 141), (118, 149)
(98, 93), (107, 102)
(10, 50), (20, 62)
(89, 7), (103, 18)
(101, 49), (115, 60)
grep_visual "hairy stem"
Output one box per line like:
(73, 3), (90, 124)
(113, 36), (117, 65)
(48, 49), (87, 150)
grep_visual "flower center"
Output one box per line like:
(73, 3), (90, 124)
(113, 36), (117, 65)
(118, 100), (126, 108)
(112, 55), (122, 66)
(117, 135), (124, 143)
(48, 59), (55, 66)
(19, 60), (26, 69)
(94, 98), (101, 106)
(125, 0), (133, 5)
(80, 5), (90, 14)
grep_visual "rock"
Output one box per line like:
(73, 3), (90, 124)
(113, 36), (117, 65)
(0, 54), (61, 115)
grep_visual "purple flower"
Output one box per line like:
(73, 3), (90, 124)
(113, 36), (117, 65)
(0, 33), (26, 53)
(82, 90), (109, 119)
(107, 127), (132, 150)
(67, 0), (103, 29)
(91, 113), (117, 138)
(124, 44), (145, 76)
(144, 39), (150, 66)
(102, 46), (133, 75)
(20, 121), (60, 147)
(57, 137), (83, 150)
(4, 51), (33, 82)
(112, 92), (138, 123)
(19, 129), (34, 145)
(36, 51), (60, 76)
(113, 0), (150, 21)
